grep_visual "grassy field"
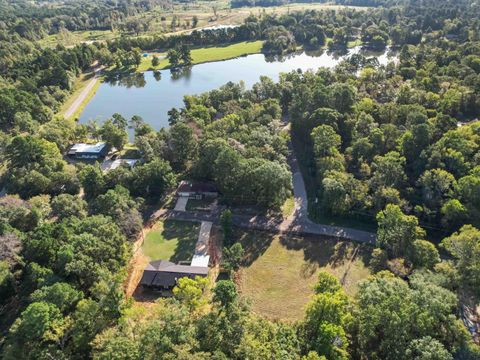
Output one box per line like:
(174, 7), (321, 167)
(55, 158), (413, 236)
(39, 2), (368, 48)
(142, 220), (200, 262)
(236, 230), (372, 321)
(39, 29), (118, 48)
(136, 40), (263, 72)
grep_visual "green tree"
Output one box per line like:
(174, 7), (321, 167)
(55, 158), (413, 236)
(179, 44), (192, 65)
(3, 302), (63, 359)
(354, 273), (466, 360)
(441, 199), (468, 230)
(412, 240), (440, 269)
(192, 16), (199, 28)
(223, 243), (244, 273)
(327, 83), (356, 113)
(441, 225), (480, 297)
(405, 337), (453, 360)
(213, 280), (238, 308)
(300, 273), (349, 360)
(314, 271), (342, 294)
(311, 125), (341, 158)
(92, 328), (140, 360)
(130, 159), (175, 199)
(167, 48), (180, 68)
(51, 194), (87, 220)
(173, 276), (209, 312)
(79, 164), (106, 199)
(169, 122), (197, 171)
(30, 282), (83, 313)
(376, 204), (425, 259)
(100, 119), (128, 151)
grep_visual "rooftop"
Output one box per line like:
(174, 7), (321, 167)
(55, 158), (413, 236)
(191, 255), (210, 267)
(69, 142), (107, 154)
(177, 180), (218, 194)
(140, 259), (209, 288)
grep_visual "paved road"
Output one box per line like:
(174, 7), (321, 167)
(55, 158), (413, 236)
(288, 155), (376, 244)
(154, 205), (375, 245)
(64, 66), (102, 119)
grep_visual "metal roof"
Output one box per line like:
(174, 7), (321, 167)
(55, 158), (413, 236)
(140, 260), (208, 288)
(191, 255), (210, 267)
(70, 142), (107, 154)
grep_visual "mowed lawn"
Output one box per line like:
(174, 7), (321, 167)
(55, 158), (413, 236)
(236, 230), (372, 321)
(142, 220), (199, 263)
(137, 40), (263, 72)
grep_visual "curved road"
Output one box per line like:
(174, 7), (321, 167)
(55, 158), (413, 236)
(153, 155), (376, 245)
(288, 155), (376, 244)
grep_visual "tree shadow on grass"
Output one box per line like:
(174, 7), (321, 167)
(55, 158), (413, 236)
(279, 234), (358, 270)
(235, 229), (275, 267)
(161, 220), (199, 263)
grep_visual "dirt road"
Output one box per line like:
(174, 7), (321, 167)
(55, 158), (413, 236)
(64, 66), (102, 119)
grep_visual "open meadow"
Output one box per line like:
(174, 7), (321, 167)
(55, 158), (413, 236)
(236, 230), (372, 321)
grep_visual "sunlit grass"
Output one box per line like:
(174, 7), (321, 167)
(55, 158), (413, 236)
(136, 40), (263, 72)
(237, 230), (372, 321)
(142, 220), (200, 263)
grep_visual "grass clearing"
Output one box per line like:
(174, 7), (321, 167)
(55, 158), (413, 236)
(136, 40), (263, 72)
(142, 219), (200, 262)
(281, 196), (295, 218)
(39, 29), (118, 48)
(236, 230), (372, 321)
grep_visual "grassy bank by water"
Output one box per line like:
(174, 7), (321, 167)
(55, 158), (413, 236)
(59, 71), (102, 120)
(136, 40), (263, 72)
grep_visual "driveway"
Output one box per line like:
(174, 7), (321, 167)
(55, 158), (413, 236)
(288, 153), (376, 244)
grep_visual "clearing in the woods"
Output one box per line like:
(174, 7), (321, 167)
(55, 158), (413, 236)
(142, 219), (200, 263)
(236, 229), (372, 321)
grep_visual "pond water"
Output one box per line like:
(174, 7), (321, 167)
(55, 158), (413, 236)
(79, 46), (397, 134)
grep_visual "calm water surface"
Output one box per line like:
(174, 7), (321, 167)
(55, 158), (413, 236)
(79, 47), (396, 132)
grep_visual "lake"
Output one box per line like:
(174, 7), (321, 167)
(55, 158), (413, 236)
(79, 46), (397, 133)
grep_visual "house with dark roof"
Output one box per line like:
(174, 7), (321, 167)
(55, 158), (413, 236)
(140, 260), (209, 290)
(68, 142), (109, 160)
(176, 180), (218, 198)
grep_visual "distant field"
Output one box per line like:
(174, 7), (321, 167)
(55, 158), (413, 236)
(38, 2), (368, 48)
(142, 219), (199, 262)
(236, 230), (372, 321)
(136, 40), (263, 72)
(39, 29), (118, 48)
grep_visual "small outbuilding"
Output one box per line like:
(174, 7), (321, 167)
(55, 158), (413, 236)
(140, 260), (208, 290)
(177, 180), (218, 198)
(68, 142), (109, 160)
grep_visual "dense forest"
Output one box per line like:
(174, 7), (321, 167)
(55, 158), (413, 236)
(0, 0), (172, 38)
(1, 0), (480, 359)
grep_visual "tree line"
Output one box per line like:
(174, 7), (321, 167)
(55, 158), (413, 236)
(1, 0), (480, 358)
